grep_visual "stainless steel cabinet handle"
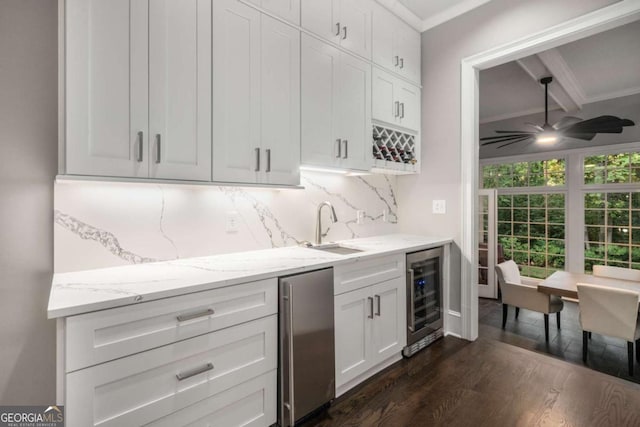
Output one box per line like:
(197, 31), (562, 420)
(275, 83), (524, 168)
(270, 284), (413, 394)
(342, 140), (348, 159)
(254, 147), (260, 171)
(394, 56), (399, 67)
(335, 22), (341, 36)
(400, 58), (404, 69)
(400, 103), (405, 119)
(368, 296), (374, 319)
(408, 269), (415, 332)
(265, 149), (271, 173)
(342, 26), (347, 40)
(375, 295), (381, 316)
(136, 131), (144, 162)
(336, 138), (342, 158)
(176, 362), (214, 381)
(395, 101), (400, 118)
(155, 134), (161, 164)
(176, 308), (214, 322)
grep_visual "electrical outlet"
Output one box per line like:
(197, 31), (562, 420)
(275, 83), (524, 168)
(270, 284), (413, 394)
(382, 208), (389, 222)
(356, 210), (365, 224)
(432, 200), (446, 214)
(226, 211), (239, 233)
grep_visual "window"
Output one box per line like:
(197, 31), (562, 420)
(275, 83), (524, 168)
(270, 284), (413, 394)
(482, 159), (566, 189)
(497, 193), (566, 279)
(584, 152), (640, 184)
(584, 192), (640, 271)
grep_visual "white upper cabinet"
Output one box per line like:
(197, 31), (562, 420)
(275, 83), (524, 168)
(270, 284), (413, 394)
(301, 35), (371, 171)
(149, 0), (212, 181)
(213, 0), (300, 185)
(65, 0), (211, 181)
(66, 0), (149, 178)
(301, 0), (372, 59)
(372, 3), (420, 85)
(248, 0), (300, 24)
(372, 67), (420, 133)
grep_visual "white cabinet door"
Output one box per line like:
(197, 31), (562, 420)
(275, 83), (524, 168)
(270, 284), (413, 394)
(372, 67), (397, 125)
(337, 52), (371, 171)
(300, 0), (339, 43)
(212, 0), (261, 184)
(371, 2), (395, 71)
(397, 80), (421, 132)
(66, 0), (148, 178)
(149, 0), (211, 181)
(338, 0), (372, 59)
(260, 16), (300, 186)
(397, 24), (421, 84)
(251, 0), (300, 25)
(301, 35), (340, 168)
(371, 277), (406, 365)
(334, 287), (373, 388)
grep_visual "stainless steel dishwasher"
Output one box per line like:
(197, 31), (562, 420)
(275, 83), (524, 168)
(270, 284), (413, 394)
(279, 268), (335, 427)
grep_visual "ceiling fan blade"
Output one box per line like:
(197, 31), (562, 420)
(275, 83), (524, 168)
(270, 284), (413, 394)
(561, 132), (597, 141)
(497, 137), (534, 148)
(481, 135), (534, 145)
(493, 130), (537, 134)
(480, 133), (533, 142)
(525, 123), (545, 132)
(553, 116), (582, 130)
(563, 116), (635, 134)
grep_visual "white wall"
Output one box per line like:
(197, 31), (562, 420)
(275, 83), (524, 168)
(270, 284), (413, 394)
(398, 0), (619, 312)
(0, 0), (57, 404)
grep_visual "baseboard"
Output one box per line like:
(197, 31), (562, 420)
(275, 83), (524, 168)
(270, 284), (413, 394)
(445, 310), (462, 338)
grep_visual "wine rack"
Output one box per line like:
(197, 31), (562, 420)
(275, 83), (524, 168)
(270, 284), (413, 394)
(372, 125), (418, 174)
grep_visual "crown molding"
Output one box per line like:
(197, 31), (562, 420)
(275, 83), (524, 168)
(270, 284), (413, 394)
(420, 0), (492, 32)
(374, 0), (422, 31)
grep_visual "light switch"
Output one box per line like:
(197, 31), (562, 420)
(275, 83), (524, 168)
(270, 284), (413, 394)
(432, 200), (446, 214)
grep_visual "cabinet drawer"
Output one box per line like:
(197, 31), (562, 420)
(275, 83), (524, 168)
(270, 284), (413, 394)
(146, 370), (276, 427)
(334, 254), (405, 295)
(65, 278), (277, 372)
(66, 315), (277, 427)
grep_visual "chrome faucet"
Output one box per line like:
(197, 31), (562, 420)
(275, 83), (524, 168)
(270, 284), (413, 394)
(315, 201), (338, 246)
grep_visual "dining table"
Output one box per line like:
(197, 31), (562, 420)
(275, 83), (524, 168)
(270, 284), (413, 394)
(537, 270), (640, 299)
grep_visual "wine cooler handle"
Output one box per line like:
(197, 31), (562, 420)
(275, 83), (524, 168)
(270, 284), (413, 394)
(408, 268), (415, 332)
(368, 296), (374, 319)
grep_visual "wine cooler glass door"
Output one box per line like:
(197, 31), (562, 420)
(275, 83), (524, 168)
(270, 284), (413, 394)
(410, 255), (441, 334)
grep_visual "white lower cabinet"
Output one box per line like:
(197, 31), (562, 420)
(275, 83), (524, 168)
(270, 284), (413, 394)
(65, 316), (277, 427)
(334, 275), (406, 392)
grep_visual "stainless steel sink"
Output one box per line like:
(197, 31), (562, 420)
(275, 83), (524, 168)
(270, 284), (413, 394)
(308, 243), (364, 255)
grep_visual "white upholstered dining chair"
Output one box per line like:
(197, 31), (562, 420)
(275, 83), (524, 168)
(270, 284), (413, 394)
(593, 265), (640, 282)
(577, 282), (640, 376)
(495, 260), (564, 342)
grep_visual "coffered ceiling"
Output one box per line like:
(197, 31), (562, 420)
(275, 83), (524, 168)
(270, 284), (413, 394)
(479, 20), (640, 124)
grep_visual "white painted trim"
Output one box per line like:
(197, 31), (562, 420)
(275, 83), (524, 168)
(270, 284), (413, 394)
(58, 0), (66, 175)
(479, 105), (563, 125)
(420, 0), (492, 32)
(460, 0), (640, 342)
(374, 0), (423, 31)
(585, 85), (640, 104)
(537, 49), (587, 109)
(444, 310), (462, 338)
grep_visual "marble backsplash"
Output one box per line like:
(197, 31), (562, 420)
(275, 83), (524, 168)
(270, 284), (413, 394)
(54, 171), (401, 273)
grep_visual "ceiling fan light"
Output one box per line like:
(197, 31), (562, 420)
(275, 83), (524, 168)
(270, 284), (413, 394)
(536, 131), (558, 145)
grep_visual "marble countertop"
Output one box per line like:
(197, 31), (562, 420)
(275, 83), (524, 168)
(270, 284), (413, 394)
(48, 234), (452, 318)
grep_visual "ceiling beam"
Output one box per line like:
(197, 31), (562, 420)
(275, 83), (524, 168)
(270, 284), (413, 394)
(536, 48), (586, 110)
(516, 55), (580, 113)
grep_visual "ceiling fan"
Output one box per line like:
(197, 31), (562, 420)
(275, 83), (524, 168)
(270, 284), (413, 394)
(480, 76), (635, 149)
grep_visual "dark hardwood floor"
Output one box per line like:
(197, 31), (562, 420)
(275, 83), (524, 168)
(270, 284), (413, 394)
(479, 297), (640, 383)
(299, 301), (640, 427)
